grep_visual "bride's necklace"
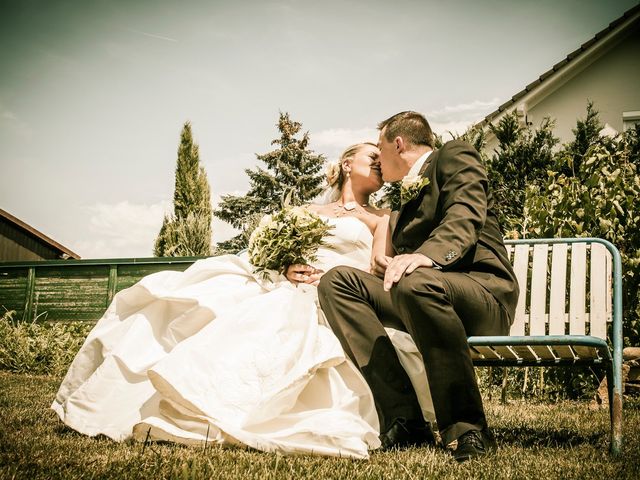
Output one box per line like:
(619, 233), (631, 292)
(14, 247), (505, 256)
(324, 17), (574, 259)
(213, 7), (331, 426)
(333, 201), (367, 217)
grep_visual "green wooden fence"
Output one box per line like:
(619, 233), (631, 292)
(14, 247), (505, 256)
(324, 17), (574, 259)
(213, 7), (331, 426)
(0, 257), (206, 322)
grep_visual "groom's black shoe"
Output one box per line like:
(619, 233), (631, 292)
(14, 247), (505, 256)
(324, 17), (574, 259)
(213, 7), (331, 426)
(452, 428), (497, 462)
(379, 418), (436, 450)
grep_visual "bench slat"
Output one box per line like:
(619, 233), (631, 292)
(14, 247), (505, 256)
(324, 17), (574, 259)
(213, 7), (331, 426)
(471, 346), (502, 360)
(569, 243), (587, 335)
(590, 243), (608, 339)
(573, 345), (601, 360)
(512, 345), (539, 361)
(549, 244), (568, 335)
(531, 345), (557, 361)
(529, 244), (549, 335)
(510, 244), (530, 336)
(493, 346), (519, 360)
(552, 345), (577, 360)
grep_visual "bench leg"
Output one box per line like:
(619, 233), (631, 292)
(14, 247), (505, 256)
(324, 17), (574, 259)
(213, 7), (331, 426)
(606, 362), (623, 455)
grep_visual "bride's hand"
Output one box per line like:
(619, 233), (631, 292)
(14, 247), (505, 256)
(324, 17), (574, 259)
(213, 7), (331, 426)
(371, 254), (391, 278)
(285, 264), (325, 286)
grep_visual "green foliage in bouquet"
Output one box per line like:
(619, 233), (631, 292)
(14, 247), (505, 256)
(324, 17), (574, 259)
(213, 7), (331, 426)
(248, 206), (333, 280)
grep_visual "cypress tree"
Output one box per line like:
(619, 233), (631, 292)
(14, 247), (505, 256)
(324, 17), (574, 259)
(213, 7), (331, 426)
(214, 112), (325, 253)
(154, 121), (212, 257)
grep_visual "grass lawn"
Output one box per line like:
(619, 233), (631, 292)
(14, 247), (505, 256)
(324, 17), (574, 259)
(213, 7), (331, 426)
(1, 371), (638, 479)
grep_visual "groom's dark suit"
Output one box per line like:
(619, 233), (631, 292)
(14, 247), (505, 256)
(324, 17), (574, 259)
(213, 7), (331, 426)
(318, 139), (519, 445)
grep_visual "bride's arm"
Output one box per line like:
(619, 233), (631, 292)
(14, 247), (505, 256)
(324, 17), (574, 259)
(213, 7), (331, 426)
(371, 213), (393, 277)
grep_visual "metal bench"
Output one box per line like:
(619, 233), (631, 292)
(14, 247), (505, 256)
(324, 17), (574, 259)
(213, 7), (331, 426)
(468, 238), (623, 454)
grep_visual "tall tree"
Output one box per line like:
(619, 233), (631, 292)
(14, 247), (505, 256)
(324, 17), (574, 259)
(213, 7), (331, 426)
(214, 112), (325, 253)
(154, 121), (212, 257)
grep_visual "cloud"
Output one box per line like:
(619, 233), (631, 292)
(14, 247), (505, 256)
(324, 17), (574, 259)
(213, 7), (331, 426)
(69, 195), (244, 258)
(126, 28), (178, 43)
(310, 127), (379, 161)
(0, 104), (31, 138)
(425, 98), (501, 137)
(70, 200), (170, 258)
(430, 120), (479, 139)
(310, 100), (500, 156)
(428, 98), (501, 117)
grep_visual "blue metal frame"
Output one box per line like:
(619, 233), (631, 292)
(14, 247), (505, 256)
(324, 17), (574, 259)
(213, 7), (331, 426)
(468, 238), (623, 455)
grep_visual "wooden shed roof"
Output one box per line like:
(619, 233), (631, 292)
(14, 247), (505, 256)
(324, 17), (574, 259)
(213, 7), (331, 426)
(0, 208), (80, 259)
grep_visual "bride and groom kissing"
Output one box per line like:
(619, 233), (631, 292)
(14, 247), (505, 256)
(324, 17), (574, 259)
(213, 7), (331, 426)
(53, 111), (519, 462)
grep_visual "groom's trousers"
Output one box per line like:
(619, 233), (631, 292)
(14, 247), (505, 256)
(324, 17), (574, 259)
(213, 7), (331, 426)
(318, 265), (510, 446)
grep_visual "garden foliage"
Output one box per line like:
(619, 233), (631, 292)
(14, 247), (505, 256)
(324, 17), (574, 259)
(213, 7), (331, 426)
(483, 103), (640, 398)
(0, 310), (92, 377)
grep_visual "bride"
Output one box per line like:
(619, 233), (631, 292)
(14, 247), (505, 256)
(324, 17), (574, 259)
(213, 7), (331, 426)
(52, 142), (433, 459)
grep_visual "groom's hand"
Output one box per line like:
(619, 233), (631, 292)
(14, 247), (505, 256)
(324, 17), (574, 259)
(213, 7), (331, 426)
(383, 253), (435, 291)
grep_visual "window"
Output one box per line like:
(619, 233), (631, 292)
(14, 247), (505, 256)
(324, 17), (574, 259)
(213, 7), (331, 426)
(623, 111), (640, 131)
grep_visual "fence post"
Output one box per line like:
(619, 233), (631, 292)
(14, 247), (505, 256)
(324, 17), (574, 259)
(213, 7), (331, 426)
(106, 265), (118, 305)
(22, 267), (36, 321)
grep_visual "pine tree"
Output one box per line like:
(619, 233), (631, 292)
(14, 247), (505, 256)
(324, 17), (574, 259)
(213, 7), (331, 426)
(486, 112), (558, 237)
(557, 101), (608, 176)
(214, 112), (325, 253)
(154, 121), (212, 257)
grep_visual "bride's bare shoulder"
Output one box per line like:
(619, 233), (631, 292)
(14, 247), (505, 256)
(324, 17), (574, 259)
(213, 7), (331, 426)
(368, 207), (391, 218)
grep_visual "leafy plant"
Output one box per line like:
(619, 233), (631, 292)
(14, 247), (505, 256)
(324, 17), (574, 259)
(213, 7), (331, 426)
(0, 310), (93, 377)
(486, 113), (558, 238)
(248, 205), (333, 280)
(525, 120), (640, 344)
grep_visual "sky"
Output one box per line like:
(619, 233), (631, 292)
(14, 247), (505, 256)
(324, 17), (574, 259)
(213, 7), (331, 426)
(1, 0), (638, 258)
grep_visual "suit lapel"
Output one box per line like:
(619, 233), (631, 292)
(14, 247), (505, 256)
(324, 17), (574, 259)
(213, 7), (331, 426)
(391, 148), (438, 242)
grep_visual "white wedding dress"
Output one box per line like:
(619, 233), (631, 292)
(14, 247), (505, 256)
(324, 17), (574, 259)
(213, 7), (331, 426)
(52, 215), (433, 459)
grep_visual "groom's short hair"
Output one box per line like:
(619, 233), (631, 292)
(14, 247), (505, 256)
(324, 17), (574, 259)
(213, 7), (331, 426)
(378, 111), (435, 149)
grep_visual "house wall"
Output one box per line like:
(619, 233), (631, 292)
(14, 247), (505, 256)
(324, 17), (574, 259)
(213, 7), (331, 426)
(526, 22), (640, 144)
(483, 20), (640, 155)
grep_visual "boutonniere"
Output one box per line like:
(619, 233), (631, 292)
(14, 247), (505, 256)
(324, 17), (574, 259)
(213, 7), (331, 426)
(400, 175), (430, 206)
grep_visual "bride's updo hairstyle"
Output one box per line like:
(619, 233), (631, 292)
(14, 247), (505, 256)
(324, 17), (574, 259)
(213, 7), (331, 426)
(327, 142), (377, 191)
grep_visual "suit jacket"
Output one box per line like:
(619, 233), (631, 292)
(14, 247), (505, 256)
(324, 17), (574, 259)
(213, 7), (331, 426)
(390, 139), (519, 322)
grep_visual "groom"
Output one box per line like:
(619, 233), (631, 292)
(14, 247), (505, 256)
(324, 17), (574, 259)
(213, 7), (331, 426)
(318, 111), (519, 462)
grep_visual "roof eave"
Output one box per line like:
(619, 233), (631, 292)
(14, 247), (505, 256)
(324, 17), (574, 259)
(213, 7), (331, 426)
(479, 5), (640, 129)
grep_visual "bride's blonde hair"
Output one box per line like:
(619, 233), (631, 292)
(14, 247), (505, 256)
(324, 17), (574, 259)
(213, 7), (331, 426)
(326, 142), (377, 190)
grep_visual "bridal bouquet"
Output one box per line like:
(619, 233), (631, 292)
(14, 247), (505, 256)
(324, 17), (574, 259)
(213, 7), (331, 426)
(248, 206), (333, 280)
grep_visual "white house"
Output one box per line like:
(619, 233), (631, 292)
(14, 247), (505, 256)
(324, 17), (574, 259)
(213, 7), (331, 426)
(481, 4), (640, 151)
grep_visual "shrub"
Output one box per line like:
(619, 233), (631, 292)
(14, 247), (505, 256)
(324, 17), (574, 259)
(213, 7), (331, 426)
(524, 110), (640, 345)
(483, 103), (640, 399)
(0, 310), (93, 377)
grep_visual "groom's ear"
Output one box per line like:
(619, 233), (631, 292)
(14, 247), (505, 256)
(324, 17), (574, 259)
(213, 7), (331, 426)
(395, 136), (405, 153)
